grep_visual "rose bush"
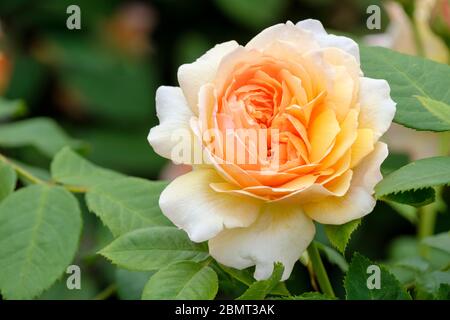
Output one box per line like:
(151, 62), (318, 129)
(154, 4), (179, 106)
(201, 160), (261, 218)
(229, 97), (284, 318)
(148, 19), (396, 280)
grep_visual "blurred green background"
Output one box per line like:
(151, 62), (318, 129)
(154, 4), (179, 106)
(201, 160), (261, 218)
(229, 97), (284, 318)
(0, 0), (448, 300)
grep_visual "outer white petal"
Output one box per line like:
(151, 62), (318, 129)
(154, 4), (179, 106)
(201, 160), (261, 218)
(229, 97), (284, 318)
(147, 86), (195, 162)
(177, 41), (239, 115)
(296, 19), (360, 63)
(246, 21), (319, 53)
(159, 169), (261, 243)
(209, 203), (315, 281)
(303, 142), (388, 224)
(358, 77), (396, 141)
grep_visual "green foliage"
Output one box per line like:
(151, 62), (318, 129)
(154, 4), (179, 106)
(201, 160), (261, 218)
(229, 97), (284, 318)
(415, 96), (450, 128)
(383, 188), (436, 207)
(345, 253), (411, 300)
(142, 261), (218, 300)
(316, 242), (349, 272)
(324, 219), (361, 253)
(0, 118), (85, 158)
(219, 264), (290, 297)
(0, 161), (16, 201)
(416, 271), (450, 299)
(51, 147), (123, 189)
(237, 263), (284, 300)
(86, 177), (171, 237)
(100, 227), (209, 271)
(385, 200), (418, 224)
(72, 127), (166, 176)
(214, 0), (288, 29)
(50, 37), (157, 123)
(436, 284), (450, 300)
(360, 46), (450, 131)
(0, 185), (82, 299)
(284, 292), (335, 300)
(116, 269), (153, 300)
(0, 97), (26, 119)
(375, 157), (450, 206)
(421, 232), (450, 255)
(1, 3), (450, 302)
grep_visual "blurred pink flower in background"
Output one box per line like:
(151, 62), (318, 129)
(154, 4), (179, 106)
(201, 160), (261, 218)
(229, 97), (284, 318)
(364, 0), (449, 160)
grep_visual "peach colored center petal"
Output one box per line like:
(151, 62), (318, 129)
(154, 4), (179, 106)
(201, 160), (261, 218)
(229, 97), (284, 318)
(198, 43), (373, 201)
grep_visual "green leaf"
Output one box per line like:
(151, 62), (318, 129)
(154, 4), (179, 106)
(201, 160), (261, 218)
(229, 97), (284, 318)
(382, 188), (435, 207)
(416, 271), (450, 299)
(142, 261), (218, 300)
(324, 219), (361, 253)
(38, 273), (98, 300)
(386, 256), (431, 285)
(415, 95), (450, 128)
(219, 264), (290, 296)
(0, 185), (82, 299)
(0, 161), (16, 202)
(219, 264), (255, 287)
(381, 152), (410, 176)
(116, 268), (153, 300)
(375, 157), (450, 205)
(421, 232), (450, 255)
(100, 227), (209, 271)
(345, 253), (411, 300)
(436, 284), (450, 300)
(0, 118), (85, 158)
(10, 159), (51, 183)
(388, 236), (450, 271)
(316, 242), (349, 272)
(284, 292), (335, 300)
(51, 147), (123, 189)
(237, 263), (284, 300)
(0, 97), (26, 119)
(86, 177), (171, 237)
(360, 46), (450, 131)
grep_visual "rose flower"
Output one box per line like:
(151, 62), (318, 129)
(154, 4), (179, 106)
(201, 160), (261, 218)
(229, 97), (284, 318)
(148, 20), (395, 280)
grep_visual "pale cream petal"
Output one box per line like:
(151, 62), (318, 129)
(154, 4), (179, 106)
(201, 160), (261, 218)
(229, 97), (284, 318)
(303, 142), (388, 224)
(358, 77), (396, 141)
(296, 19), (360, 63)
(246, 21), (319, 53)
(178, 41), (239, 114)
(159, 169), (261, 242)
(209, 202), (315, 280)
(148, 86), (195, 162)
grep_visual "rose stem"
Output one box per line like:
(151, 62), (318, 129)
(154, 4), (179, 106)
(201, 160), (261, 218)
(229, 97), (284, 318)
(306, 241), (335, 298)
(0, 152), (87, 193)
(418, 133), (450, 246)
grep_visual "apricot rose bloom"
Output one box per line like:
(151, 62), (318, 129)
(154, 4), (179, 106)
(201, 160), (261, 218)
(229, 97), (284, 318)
(148, 20), (396, 280)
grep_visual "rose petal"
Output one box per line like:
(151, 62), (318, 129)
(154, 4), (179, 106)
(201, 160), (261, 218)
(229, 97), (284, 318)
(358, 77), (396, 141)
(296, 19), (360, 63)
(246, 21), (319, 53)
(209, 202), (315, 280)
(178, 41), (239, 114)
(159, 169), (261, 242)
(303, 142), (388, 224)
(148, 86), (195, 162)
